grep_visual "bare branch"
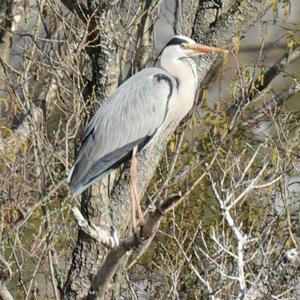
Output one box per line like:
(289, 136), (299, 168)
(0, 256), (13, 300)
(72, 207), (119, 249)
(0, 179), (66, 247)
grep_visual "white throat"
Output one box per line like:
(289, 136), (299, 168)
(159, 51), (198, 121)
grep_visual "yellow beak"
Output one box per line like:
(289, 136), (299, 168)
(183, 43), (228, 54)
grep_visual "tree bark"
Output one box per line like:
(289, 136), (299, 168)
(0, 0), (24, 119)
(62, 2), (120, 299)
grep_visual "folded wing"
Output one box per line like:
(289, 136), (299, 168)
(69, 68), (176, 195)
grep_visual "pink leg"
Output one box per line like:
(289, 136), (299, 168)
(130, 146), (145, 233)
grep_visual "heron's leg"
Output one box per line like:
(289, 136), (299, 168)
(130, 179), (137, 233)
(130, 146), (145, 233)
(132, 146), (145, 226)
(130, 146), (138, 233)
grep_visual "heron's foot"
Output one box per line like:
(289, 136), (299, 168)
(131, 216), (146, 247)
(132, 216), (144, 234)
(137, 210), (145, 226)
(132, 225), (144, 246)
(132, 221), (138, 235)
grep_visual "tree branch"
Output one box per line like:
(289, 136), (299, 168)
(272, 82), (300, 107)
(228, 47), (300, 117)
(0, 179), (66, 247)
(72, 207), (119, 249)
(0, 256), (13, 300)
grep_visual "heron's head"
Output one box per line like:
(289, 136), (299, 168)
(161, 35), (227, 60)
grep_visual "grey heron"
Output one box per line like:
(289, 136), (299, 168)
(68, 35), (227, 232)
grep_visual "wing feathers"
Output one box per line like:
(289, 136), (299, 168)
(69, 68), (176, 194)
(70, 135), (152, 195)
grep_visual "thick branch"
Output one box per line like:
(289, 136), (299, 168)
(235, 82), (300, 132)
(273, 83), (300, 107)
(0, 256), (13, 300)
(62, 2), (120, 298)
(193, 0), (273, 83)
(0, 0), (25, 118)
(255, 48), (300, 94)
(0, 287), (13, 300)
(72, 207), (119, 249)
(60, 0), (90, 23)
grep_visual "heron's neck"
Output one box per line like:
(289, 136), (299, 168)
(160, 55), (197, 92)
(160, 56), (197, 116)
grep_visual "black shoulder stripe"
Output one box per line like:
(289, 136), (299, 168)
(154, 73), (175, 124)
(154, 73), (173, 101)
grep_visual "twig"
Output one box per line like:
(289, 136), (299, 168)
(0, 179), (67, 246)
(48, 249), (61, 300)
(207, 167), (247, 297)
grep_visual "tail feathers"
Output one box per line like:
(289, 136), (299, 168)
(68, 135), (153, 196)
(70, 168), (110, 195)
(67, 165), (75, 183)
(70, 182), (86, 196)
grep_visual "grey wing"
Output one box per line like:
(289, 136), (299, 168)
(69, 68), (175, 195)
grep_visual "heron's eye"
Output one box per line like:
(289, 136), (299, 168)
(181, 43), (188, 49)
